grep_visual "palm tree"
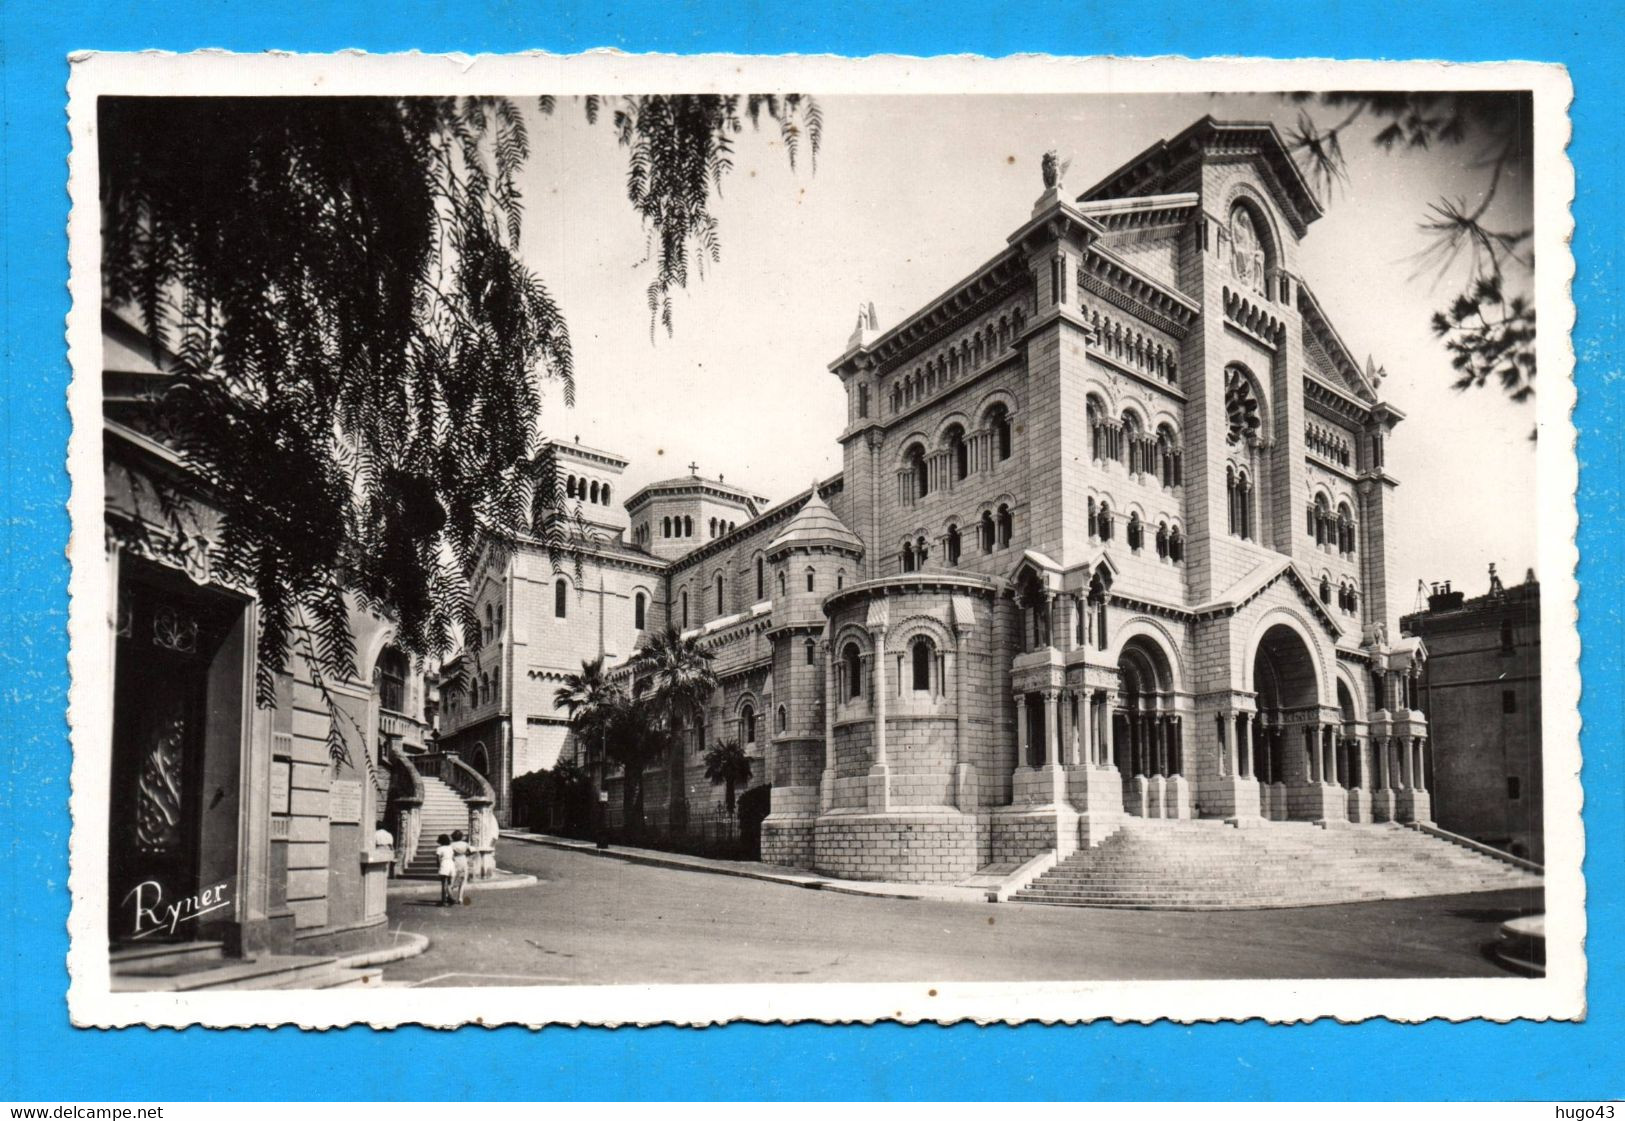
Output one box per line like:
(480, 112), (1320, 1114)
(553, 656), (624, 768)
(635, 626), (719, 828)
(601, 695), (673, 832)
(703, 740), (754, 816)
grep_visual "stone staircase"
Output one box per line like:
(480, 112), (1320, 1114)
(402, 774), (476, 877)
(1011, 819), (1542, 910)
(110, 940), (381, 991)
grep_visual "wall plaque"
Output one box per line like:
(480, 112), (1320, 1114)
(328, 778), (364, 824)
(269, 759), (291, 816)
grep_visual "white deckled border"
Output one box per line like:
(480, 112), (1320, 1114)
(64, 50), (1581, 1029)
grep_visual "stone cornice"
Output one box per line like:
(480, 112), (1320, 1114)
(1079, 118), (1322, 238)
(1303, 375), (1374, 428)
(1076, 258), (1198, 340)
(624, 478), (766, 515)
(1296, 282), (1379, 403)
(843, 253), (1032, 376)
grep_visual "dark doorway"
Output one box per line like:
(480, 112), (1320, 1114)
(108, 560), (237, 943)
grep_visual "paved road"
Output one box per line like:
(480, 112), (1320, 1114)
(380, 841), (1542, 986)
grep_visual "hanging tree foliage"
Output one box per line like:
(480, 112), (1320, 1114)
(101, 94), (820, 710)
(1283, 92), (1536, 406)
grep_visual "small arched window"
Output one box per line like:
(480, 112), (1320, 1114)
(715, 573), (725, 614)
(776, 705), (788, 733)
(1156, 521), (1170, 559)
(663, 516), (672, 538)
(1097, 502), (1113, 542)
(911, 637), (934, 692)
(836, 570), (845, 590)
(1127, 512), (1143, 552)
(906, 443), (929, 500)
(634, 592), (647, 631)
(554, 579), (568, 618)
(684, 515), (694, 538)
(843, 643), (863, 700)
(1319, 576), (1332, 604)
(946, 524), (961, 567)
(988, 404), (1013, 461)
(741, 704), (756, 744)
(996, 505), (1014, 548)
(981, 510), (996, 553)
(778, 570), (787, 598)
(590, 480), (600, 504)
(1170, 526), (1185, 563)
(805, 567), (816, 593)
(755, 555), (765, 599)
(945, 424), (968, 481)
(901, 541), (915, 573)
(601, 483), (611, 505)
(805, 639), (816, 666)
(680, 589), (689, 629)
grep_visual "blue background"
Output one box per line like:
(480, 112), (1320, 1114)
(1, 1), (1617, 1101)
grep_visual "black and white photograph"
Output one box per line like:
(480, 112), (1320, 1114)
(65, 53), (1580, 1027)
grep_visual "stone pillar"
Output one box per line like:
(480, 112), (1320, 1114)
(1236, 713), (1252, 778)
(952, 628), (973, 809)
(1042, 689), (1059, 767)
(820, 639), (837, 812)
(1014, 692), (1030, 772)
(868, 626), (890, 811)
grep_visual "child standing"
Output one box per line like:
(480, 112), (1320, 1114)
(434, 833), (456, 906)
(450, 829), (472, 905)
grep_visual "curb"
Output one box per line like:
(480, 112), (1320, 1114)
(499, 831), (948, 903)
(386, 872), (539, 899)
(334, 930), (431, 969)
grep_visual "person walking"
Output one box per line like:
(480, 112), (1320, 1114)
(450, 829), (473, 905)
(434, 833), (455, 906)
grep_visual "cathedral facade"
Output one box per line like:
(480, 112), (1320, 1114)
(443, 117), (1438, 883)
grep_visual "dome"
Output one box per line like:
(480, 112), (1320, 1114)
(766, 487), (863, 558)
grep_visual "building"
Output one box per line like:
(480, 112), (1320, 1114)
(1402, 567), (1543, 861)
(102, 310), (412, 968)
(462, 117), (1451, 884)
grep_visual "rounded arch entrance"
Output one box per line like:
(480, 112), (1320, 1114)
(1110, 633), (1184, 785)
(468, 741), (491, 780)
(1246, 620), (1345, 802)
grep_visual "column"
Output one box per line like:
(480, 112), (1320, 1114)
(1414, 738), (1426, 791)
(1068, 691), (1082, 766)
(1306, 726), (1320, 782)
(871, 630), (888, 768)
(821, 640), (837, 810)
(1079, 690), (1093, 766)
(953, 631), (968, 770)
(1014, 693), (1029, 771)
(1098, 692), (1116, 770)
(1236, 713), (1251, 778)
(1042, 689), (1059, 768)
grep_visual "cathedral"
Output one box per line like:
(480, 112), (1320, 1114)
(439, 116), (1447, 886)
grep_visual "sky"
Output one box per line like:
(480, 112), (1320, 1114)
(513, 93), (1538, 626)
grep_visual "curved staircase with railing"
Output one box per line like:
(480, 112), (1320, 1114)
(1011, 819), (1543, 910)
(397, 751), (499, 879)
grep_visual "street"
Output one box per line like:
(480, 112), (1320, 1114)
(379, 840), (1542, 986)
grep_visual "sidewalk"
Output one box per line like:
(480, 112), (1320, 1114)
(499, 830), (989, 904)
(386, 868), (539, 898)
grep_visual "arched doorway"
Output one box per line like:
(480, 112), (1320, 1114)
(1251, 622), (1336, 820)
(1112, 635), (1184, 816)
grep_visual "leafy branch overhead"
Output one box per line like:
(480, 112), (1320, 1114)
(551, 94), (822, 338)
(1284, 92), (1535, 406)
(100, 94), (817, 708)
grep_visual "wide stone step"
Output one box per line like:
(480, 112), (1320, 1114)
(1016, 822), (1541, 910)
